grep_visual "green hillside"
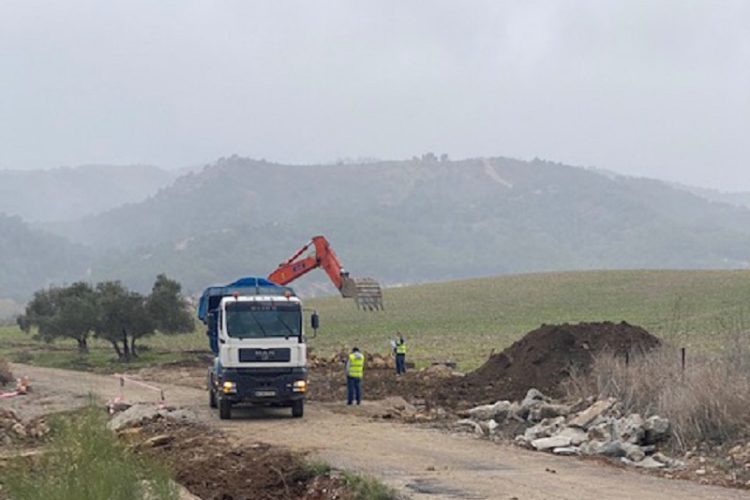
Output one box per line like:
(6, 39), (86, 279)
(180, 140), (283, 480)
(53, 156), (750, 298)
(6, 155), (750, 301)
(0, 215), (91, 299)
(305, 269), (750, 370)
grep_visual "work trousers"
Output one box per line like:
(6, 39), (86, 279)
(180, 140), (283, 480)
(347, 376), (362, 405)
(396, 353), (406, 374)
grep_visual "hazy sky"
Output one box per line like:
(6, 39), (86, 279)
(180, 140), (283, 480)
(1, 1), (748, 190)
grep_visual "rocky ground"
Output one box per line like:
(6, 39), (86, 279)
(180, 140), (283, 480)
(0, 408), (50, 448)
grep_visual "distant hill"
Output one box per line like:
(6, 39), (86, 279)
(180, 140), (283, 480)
(45, 155), (750, 296)
(0, 214), (90, 299)
(675, 184), (750, 210)
(6, 155), (750, 301)
(0, 164), (175, 222)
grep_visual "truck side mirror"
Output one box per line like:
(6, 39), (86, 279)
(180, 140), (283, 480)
(311, 311), (320, 331)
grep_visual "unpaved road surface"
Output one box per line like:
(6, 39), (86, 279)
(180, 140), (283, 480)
(7, 364), (748, 500)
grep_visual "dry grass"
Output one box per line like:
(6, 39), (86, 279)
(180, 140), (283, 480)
(565, 328), (750, 450)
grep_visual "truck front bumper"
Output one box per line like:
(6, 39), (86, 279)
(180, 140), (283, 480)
(216, 367), (307, 405)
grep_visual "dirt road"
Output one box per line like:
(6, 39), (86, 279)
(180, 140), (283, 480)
(7, 363), (748, 500)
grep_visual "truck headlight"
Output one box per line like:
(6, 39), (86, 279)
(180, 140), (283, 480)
(222, 381), (237, 394)
(292, 380), (307, 393)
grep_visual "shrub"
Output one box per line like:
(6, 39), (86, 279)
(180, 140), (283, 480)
(565, 335), (750, 450)
(342, 472), (399, 500)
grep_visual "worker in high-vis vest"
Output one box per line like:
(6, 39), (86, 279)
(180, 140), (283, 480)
(346, 347), (365, 405)
(395, 335), (407, 375)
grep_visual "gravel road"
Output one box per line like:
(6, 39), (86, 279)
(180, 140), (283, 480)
(6, 363), (747, 500)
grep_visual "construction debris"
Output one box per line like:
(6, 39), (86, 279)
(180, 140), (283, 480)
(0, 408), (50, 445)
(456, 388), (683, 470)
(108, 403), (198, 432)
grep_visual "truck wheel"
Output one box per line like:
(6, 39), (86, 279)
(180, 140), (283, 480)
(219, 398), (232, 420)
(291, 400), (304, 418)
(209, 388), (217, 408)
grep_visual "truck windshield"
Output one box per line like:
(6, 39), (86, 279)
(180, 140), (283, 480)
(224, 301), (301, 339)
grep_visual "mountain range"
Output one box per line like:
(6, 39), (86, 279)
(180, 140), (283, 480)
(0, 164), (175, 222)
(1, 155), (750, 305)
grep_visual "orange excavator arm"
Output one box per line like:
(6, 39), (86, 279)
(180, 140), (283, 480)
(268, 236), (345, 289)
(268, 235), (383, 310)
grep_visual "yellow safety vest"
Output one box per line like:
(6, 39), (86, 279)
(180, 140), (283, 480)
(396, 342), (407, 355)
(348, 353), (364, 378)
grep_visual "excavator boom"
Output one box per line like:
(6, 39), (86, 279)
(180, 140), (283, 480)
(268, 236), (383, 310)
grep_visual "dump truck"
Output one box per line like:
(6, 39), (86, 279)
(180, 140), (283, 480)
(198, 277), (318, 419)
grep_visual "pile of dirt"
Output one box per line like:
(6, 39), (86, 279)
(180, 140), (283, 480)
(126, 417), (351, 500)
(432, 321), (660, 408)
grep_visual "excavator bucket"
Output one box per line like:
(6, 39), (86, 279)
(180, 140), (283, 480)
(340, 276), (384, 311)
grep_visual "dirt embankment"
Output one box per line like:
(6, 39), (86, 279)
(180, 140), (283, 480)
(127, 418), (350, 500)
(441, 321), (661, 405)
(310, 322), (661, 411)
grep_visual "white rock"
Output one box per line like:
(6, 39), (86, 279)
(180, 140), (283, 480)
(532, 435), (572, 451)
(580, 440), (606, 455)
(617, 414), (645, 444)
(552, 446), (580, 456)
(587, 421), (613, 442)
(643, 415), (671, 444)
(521, 388), (548, 410)
(487, 419), (500, 435)
(556, 427), (588, 446)
(633, 457), (667, 469)
(524, 416), (566, 441)
(108, 404), (162, 431)
(622, 443), (646, 462)
(568, 398), (617, 429)
(455, 419), (484, 436)
(468, 404), (496, 421)
(468, 400), (512, 421)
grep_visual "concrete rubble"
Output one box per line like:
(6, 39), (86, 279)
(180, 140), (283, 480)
(108, 403), (198, 432)
(455, 388), (685, 470)
(0, 408), (50, 445)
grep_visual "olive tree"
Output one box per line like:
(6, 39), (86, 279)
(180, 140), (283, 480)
(18, 282), (98, 353)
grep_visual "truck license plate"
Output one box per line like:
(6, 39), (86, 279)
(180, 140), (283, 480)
(255, 390), (276, 397)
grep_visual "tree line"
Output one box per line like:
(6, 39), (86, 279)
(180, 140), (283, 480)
(17, 274), (194, 361)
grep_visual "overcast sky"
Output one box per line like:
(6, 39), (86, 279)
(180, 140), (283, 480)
(1, 1), (748, 190)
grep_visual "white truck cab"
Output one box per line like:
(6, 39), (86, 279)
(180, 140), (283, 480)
(199, 277), (317, 419)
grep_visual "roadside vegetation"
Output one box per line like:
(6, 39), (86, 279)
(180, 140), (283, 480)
(566, 316), (750, 451)
(1, 407), (177, 500)
(341, 472), (400, 500)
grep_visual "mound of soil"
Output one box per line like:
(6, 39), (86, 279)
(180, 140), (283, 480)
(431, 321), (660, 408)
(130, 419), (351, 500)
